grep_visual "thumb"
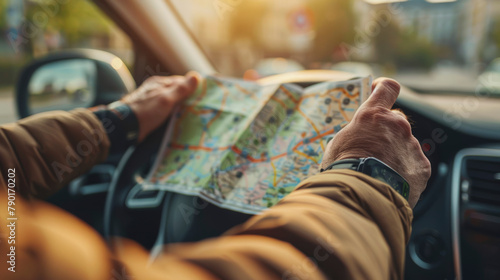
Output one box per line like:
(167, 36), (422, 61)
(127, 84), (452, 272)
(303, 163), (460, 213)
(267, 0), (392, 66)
(171, 72), (199, 101)
(184, 72), (199, 92)
(362, 78), (400, 110)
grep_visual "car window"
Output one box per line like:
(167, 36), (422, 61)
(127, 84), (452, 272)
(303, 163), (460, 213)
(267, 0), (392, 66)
(169, 0), (500, 96)
(0, 0), (133, 124)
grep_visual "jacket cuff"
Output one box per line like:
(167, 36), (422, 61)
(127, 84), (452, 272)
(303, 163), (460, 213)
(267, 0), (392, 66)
(295, 169), (413, 242)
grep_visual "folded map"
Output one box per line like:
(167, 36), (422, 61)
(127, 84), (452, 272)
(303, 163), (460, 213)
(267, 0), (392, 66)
(144, 75), (372, 214)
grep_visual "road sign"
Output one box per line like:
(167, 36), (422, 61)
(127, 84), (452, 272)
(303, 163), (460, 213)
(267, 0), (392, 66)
(289, 7), (314, 34)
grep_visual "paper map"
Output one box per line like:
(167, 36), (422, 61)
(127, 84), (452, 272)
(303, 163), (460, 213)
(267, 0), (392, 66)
(145, 75), (371, 214)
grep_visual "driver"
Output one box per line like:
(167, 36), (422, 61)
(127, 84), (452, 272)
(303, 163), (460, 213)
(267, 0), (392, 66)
(0, 73), (430, 280)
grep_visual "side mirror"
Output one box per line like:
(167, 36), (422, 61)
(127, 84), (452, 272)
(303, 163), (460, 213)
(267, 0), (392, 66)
(16, 49), (135, 118)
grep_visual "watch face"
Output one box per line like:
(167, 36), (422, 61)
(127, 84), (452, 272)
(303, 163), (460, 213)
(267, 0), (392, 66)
(361, 158), (410, 199)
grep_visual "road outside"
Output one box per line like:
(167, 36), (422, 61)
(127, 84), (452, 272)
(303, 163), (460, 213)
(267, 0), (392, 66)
(0, 87), (18, 125)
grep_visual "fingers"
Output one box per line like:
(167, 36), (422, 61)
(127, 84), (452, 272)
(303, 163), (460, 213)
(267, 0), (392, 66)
(146, 72), (199, 90)
(160, 72), (199, 105)
(185, 72), (199, 88)
(362, 78), (400, 110)
(149, 73), (198, 97)
(168, 72), (198, 91)
(150, 76), (184, 88)
(176, 72), (198, 97)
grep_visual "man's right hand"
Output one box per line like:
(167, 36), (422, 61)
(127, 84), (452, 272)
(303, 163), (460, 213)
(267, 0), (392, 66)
(320, 78), (431, 208)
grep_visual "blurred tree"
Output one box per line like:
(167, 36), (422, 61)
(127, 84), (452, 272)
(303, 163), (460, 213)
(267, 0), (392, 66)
(373, 11), (436, 71)
(0, 0), (7, 30)
(492, 17), (500, 49)
(395, 30), (436, 70)
(308, 0), (355, 62)
(372, 14), (400, 65)
(0, 0), (119, 87)
(24, 0), (114, 47)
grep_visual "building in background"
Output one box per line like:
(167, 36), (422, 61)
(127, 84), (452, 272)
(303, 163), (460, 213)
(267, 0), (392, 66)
(354, 0), (500, 69)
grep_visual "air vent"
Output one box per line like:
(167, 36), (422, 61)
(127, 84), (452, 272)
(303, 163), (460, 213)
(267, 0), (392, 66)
(465, 158), (500, 206)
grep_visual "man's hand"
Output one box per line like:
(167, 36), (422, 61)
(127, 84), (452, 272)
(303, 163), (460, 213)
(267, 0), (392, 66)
(121, 72), (198, 142)
(321, 78), (431, 208)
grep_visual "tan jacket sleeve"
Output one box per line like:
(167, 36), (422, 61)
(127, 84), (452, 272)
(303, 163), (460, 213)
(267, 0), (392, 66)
(0, 164), (411, 280)
(118, 170), (413, 280)
(0, 109), (110, 199)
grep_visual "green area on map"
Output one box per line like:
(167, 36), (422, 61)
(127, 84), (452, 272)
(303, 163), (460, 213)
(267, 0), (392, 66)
(148, 75), (371, 214)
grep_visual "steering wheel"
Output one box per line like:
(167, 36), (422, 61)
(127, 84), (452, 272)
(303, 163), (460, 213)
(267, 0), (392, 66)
(103, 121), (252, 250)
(103, 70), (358, 250)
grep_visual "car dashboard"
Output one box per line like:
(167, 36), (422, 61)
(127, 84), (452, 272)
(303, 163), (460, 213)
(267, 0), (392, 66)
(395, 87), (500, 280)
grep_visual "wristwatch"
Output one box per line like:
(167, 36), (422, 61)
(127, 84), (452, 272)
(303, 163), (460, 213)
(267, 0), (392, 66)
(90, 101), (139, 154)
(320, 157), (410, 200)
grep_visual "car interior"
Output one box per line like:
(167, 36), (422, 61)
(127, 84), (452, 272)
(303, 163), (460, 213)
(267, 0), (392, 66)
(1, 0), (500, 279)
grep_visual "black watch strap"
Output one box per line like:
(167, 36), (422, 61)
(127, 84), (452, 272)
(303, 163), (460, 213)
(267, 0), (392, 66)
(90, 101), (139, 154)
(320, 157), (410, 200)
(320, 158), (361, 172)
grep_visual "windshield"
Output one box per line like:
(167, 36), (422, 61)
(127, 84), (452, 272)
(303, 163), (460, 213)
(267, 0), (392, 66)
(169, 0), (500, 95)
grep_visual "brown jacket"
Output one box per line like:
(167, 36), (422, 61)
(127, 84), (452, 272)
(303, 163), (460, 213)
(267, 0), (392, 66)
(0, 110), (412, 280)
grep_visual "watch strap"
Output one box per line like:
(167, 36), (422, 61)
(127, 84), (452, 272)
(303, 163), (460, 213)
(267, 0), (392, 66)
(90, 101), (139, 154)
(320, 157), (410, 200)
(320, 158), (361, 172)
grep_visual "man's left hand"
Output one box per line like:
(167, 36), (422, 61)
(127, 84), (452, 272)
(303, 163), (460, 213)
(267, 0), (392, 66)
(121, 72), (198, 142)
